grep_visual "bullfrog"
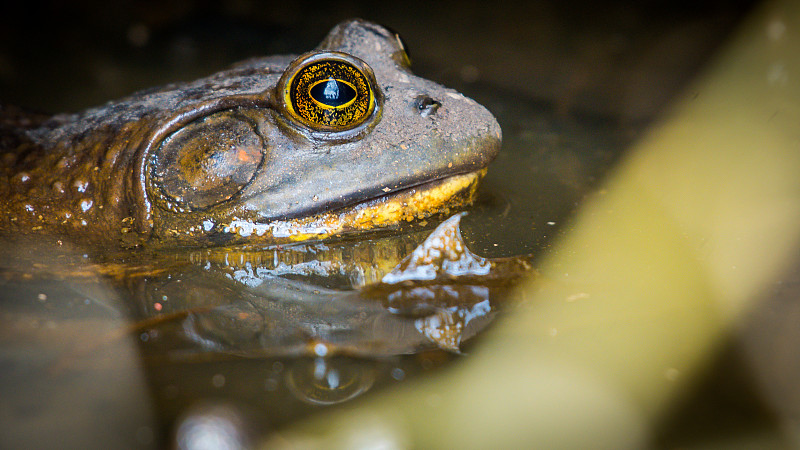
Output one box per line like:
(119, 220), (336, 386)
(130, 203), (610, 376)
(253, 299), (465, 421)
(0, 19), (501, 248)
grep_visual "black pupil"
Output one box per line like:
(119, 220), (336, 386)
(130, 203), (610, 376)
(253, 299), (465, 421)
(310, 78), (356, 107)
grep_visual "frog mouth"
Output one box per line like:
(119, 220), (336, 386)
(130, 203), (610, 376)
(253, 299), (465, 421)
(223, 169), (486, 242)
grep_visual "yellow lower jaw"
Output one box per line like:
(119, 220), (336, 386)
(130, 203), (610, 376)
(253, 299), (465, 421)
(225, 169), (487, 242)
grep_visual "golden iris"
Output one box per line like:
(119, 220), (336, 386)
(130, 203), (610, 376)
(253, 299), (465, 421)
(282, 54), (376, 132)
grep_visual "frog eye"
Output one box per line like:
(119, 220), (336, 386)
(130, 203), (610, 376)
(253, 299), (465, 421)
(278, 52), (380, 133)
(150, 110), (264, 211)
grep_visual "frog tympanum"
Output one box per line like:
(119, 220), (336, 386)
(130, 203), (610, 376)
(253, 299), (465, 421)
(0, 20), (501, 247)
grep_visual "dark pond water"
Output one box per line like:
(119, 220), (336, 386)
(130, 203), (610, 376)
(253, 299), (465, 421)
(4, 1), (782, 448)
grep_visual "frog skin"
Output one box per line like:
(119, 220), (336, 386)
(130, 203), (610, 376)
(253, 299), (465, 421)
(0, 19), (501, 248)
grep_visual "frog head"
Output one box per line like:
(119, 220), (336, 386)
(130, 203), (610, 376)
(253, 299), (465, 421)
(140, 20), (500, 245)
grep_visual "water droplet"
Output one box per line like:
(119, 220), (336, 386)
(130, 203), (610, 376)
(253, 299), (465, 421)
(314, 342), (328, 357)
(74, 179), (89, 193)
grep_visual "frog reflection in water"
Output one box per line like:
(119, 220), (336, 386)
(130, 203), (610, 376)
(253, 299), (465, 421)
(0, 19), (500, 247)
(135, 214), (532, 406)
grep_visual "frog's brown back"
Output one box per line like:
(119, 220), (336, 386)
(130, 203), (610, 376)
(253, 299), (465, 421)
(0, 101), (150, 247)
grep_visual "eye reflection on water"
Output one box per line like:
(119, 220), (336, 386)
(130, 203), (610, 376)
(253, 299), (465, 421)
(285, 357), (375, 405)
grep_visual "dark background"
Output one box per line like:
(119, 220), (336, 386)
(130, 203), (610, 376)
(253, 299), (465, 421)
(1, 0), (754, 122)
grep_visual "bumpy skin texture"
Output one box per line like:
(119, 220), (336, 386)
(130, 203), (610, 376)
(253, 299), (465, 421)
(0, 20), (501, 247)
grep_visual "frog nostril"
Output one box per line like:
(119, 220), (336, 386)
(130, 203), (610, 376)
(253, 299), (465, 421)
(415, 95), (441, 118)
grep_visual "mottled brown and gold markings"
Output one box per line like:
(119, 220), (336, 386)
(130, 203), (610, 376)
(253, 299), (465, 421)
(284, 56), (375, 131)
